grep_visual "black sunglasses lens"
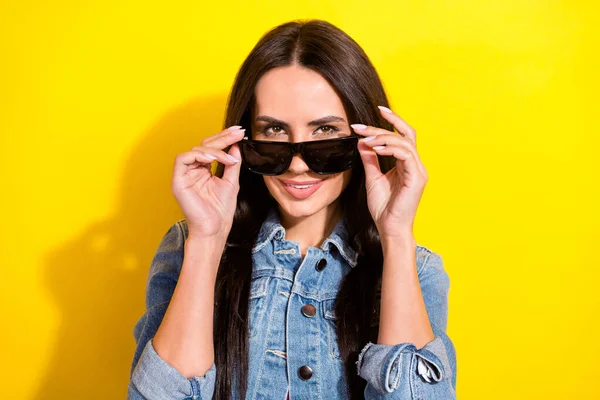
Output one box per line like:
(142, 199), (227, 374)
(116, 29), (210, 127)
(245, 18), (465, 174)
(239, 141), (291, 175)
(302, 137), (358, 174)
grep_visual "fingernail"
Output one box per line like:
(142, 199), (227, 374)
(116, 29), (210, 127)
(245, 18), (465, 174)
(362, 135), (376, 142)
(378, 106), (393, 114)
(226, 154), (240, 163)
(351, 124), (367, 130)
(229, 128), (246, 135)
(203, 152), (217, 160)
(373, 146), (386, 150)
(227, 125), (243, 130)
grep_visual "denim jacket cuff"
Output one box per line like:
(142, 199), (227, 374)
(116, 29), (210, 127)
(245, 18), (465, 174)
(131, 338), (216, 400)
(356, 336), (450, 394)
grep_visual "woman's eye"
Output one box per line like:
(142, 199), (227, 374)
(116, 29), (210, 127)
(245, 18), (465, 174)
(316, 125), (339, 136)
(264, 125), (285, 136)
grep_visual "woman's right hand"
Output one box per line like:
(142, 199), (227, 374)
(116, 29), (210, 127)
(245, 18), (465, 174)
(171, 125), (246, 240)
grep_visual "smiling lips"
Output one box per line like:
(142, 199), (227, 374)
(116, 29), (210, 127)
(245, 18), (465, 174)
(278, 178), (325, 199)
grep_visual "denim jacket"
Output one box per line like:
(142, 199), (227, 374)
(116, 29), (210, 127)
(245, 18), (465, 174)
(127, 208), (457, 399)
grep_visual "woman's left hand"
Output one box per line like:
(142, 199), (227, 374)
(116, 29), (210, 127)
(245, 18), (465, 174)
(352, 106), (428, 239)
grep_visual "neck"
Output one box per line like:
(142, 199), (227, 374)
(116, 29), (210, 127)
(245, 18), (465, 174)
(279, 201), (342, 256)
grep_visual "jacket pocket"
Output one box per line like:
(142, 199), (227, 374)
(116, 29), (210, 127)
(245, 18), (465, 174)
(249, 275), (270, 299)
(248, 276), (271, 338)
(322, 298), (341, 360)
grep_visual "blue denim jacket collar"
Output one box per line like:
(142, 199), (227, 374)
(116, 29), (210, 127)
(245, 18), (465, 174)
(251, 207), (359, 267)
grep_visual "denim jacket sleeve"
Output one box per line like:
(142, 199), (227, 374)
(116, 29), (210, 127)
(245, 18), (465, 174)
(127, 221), (217, 400)
(356, 249), (457, 399)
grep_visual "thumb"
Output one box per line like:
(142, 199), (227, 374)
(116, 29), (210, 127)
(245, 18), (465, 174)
(222, 143), (242, 187)
(357, 139), (382, 183)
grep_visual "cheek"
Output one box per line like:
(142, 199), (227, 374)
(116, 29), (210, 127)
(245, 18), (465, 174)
(324, 171), (352, 196)
(263, 177), (278, 193)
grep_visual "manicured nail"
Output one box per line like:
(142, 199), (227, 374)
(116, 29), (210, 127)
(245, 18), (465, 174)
(362, 135), (376, 142)
(351, 124), (367, 130)
(373, 146), (386, 150)
(378, 106), (393, 114)
(229, 128), (246, 135)
(203, 152), (217, 160)
(226, 154), (240, 163)
(227, 125), (243, 130)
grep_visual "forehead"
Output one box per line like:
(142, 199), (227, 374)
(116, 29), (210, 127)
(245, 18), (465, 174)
(253, 65), (347, 120)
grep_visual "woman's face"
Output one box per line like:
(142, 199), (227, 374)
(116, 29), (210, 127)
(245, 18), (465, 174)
(251, 65), (353, 221)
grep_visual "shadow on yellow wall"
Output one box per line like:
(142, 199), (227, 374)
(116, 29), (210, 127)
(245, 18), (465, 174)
(36, 95), (227, 398)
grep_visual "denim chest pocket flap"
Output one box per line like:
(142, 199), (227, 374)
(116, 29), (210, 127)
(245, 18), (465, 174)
(248, 275), (271, 339)
(322, 298), (341, 359)
(322, 298), (337, 320)
(249, 274), (270, 299)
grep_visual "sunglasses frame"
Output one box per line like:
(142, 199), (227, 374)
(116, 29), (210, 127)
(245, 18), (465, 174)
(239, 134), (360, 176)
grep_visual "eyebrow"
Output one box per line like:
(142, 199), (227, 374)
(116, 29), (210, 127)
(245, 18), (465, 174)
(255, 115), (346, 129)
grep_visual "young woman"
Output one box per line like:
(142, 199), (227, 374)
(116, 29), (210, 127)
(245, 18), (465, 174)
(127, 19), (457, 400)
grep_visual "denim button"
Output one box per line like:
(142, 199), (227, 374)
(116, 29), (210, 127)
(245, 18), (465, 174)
(298, 365), (313, 380)
(301, 304), (316, 318)
(316, 258), (327, 271)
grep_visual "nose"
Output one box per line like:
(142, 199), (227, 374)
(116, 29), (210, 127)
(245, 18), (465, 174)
(286, 153), (311, 174)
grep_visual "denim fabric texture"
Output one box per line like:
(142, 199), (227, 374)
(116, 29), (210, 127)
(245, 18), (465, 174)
(127, 208), (457, 399)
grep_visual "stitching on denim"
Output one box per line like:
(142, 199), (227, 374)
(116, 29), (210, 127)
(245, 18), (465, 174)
(251, 267), (295, 282)
(290, 286), (339, 302)
(410, 353), (422, 400)
(316, 297), (323, 400)
(265, 349), (287, 359)
(284, 283), (292, 400)
(248, 277), (271, 339)
(249, 276), (270, 299)
(355, 341), (374, 375)
(252, 226), (285, 254)
(253, 278), (279, 395)
(324, 302), (340, 359)
(384, 348), (404, 392)
(274, 248), (297, 255)
(383, 343), (414, 393)
(391, 356), (401, 389)
(189, 378), (200, 397)
(417, 245), (434, 275)
(323, 237), (358, 267)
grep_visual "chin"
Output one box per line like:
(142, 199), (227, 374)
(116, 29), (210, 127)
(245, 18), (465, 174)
(277, 198), (329, 219)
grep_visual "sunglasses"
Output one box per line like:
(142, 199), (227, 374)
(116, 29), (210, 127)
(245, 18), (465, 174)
(238, 135), (360, 176)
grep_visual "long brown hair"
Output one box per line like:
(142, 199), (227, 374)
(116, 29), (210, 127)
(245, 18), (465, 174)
(213, 19), (396, 399)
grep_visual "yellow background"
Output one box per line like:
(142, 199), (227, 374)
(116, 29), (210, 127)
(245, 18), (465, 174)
(1, 1), (598, 399)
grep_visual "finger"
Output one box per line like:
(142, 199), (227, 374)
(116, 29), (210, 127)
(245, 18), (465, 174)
(377, 106), (417, 146)
(370, 144), (422, 179)
(221, 144), (242, 187)
(174, 149), (239, 179)
(190, 147), (241, 166)
(201, 128), (246, 149)
(357, 139), (383, 183)
(202, 125), (244, 145)
(352, 123), (421, 166)
(173, 150), (216, 178)
(363, 135), (427, 177)
(360, 134), (421, 163)
(350, 124), (392, 137)
(360, 132), (413, 148)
